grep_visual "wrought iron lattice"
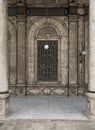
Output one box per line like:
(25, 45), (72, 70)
(37, 40), (58, 82)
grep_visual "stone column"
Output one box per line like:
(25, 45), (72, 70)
(86, 0), (95, 119)
(0, 0), (9, 117)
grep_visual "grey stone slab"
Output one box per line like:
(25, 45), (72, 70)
(5, 96), (87, 120)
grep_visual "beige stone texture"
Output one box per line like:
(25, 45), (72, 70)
(8, 17), (17, 85)
(88, 0), (95, 92)
(0, 0), (9, 117)
(27, 16), (68, 85)
(0, 0), (8, 92)
(69, 16), (78, 85)
(0, 94), (9, 117)
(78, 16), (85, 85)
(86, 93), (95, 119)
(86, 0), (95, 119)
(7, 0), (89, 96)
(85, 16), (89, 84)
(17, 16), (26, 85)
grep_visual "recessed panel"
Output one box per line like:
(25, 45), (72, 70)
(37, 40), (58, 82)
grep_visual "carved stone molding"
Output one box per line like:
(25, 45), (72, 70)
(26, 85), (87, 96)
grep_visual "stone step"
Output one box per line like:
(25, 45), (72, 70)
(0, 120), (95, 130)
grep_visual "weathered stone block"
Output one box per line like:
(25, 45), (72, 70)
(0, 94), (9, 117)
(86, 93), (95, 119)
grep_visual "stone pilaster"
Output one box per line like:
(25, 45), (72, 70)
(69, 15), (78, 85)
(17, 2), (26, 95)
(0, 0), (9, 117)
(86, 0), (95, 119)
(78, 6), (85, 85)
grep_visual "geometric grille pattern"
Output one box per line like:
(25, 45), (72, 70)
(37, 40), (58, 82)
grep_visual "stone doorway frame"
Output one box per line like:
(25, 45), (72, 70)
(35, 39), (60, 84)
(27, 17), (68, 85)
(34, 25), (61, 85)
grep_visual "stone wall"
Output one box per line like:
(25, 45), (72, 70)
(8, 1), (89, 96)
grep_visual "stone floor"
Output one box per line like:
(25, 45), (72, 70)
(0, 96), (95, 130)
(8, 96), (87, 120)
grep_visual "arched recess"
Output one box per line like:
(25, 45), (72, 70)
(27, 17), (68, 85)
(8, 20), (17, 87)
(35, 25), (60, 83)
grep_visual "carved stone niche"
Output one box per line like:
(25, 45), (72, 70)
(26, 16), (69, 96)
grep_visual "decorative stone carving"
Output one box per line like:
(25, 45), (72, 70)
(27, 16), (68, 85)
(7, 1), (89, 97)
(26, 85), (86, 96)
(43, 88), (51, 95)
(69, 87), (77, 96)
(77, 87), (87, 96)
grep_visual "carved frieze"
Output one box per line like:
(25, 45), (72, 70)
(26, 85), (87, 96)
(8, 0), (89, 5)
